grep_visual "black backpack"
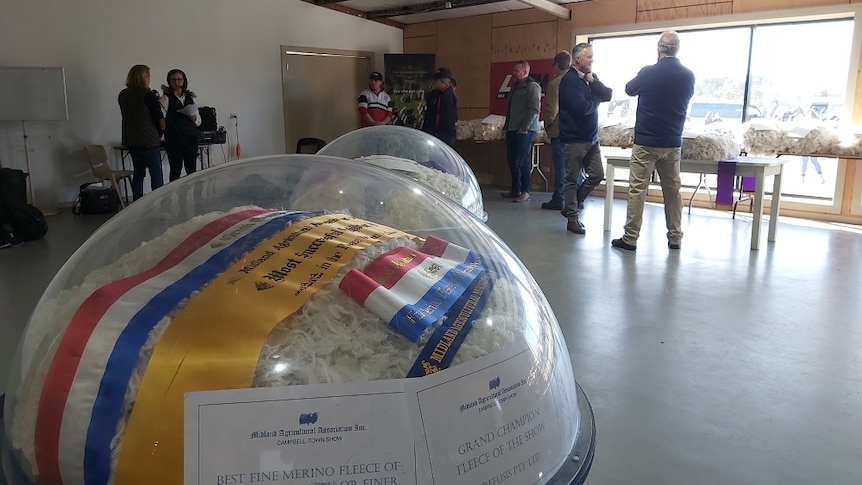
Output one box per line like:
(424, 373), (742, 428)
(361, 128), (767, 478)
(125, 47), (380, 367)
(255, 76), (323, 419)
(73, 183), (119, 215)
(3, 201), (47, 241)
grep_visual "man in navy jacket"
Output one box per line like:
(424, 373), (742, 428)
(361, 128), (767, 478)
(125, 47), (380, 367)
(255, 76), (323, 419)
(611, 31), (695, 251)
(559, 43), (613, 234)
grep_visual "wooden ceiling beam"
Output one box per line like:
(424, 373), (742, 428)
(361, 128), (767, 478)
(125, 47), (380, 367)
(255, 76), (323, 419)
(301, 0), (404, 28)
(517, 0), (570, 19)
(365, 0), (509, 19)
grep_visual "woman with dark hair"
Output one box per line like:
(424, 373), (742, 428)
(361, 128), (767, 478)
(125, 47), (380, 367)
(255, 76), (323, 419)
(422, 68), (458, 148)
(159, 69), (201, 181)
(118, 64), (165, 200)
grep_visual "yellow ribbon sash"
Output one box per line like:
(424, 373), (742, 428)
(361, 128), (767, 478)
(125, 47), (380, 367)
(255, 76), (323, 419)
(115, 214), (412, 484)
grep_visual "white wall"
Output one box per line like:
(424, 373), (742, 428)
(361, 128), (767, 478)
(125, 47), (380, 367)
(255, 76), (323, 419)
(0, 0), (402, 207)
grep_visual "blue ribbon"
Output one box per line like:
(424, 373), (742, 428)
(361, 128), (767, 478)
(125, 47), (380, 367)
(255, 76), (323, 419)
(407, 270), (494, 378)
(83, 211), (315, 485)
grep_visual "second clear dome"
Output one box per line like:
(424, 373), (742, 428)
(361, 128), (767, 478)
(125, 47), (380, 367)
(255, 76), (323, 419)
(318, 125), (486, 221)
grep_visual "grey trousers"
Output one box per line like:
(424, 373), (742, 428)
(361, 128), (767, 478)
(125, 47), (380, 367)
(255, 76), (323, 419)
(621, 144), (683, 245)
(562, 141), (604, 220)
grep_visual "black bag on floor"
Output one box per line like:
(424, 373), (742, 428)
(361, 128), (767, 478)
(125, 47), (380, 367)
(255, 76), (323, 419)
(73, 183), (120, 215)
(0, 168), (28, 206)
(3, 201), (47, 241)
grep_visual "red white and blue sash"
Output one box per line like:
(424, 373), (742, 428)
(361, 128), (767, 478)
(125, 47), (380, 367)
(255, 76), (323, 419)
(339, 236), (484, 342)
(339, 235), (493, 377)
(33, 209), (312, 485)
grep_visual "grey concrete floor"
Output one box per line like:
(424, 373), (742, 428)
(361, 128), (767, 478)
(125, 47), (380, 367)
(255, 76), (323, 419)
(2, 192), (862, 484)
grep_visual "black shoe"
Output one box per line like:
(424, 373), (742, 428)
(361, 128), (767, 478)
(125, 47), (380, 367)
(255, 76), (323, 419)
(611, 238), (637, 251)
(566, 220), (585, 234)
(541, 200), (563, 210)
(668, 242), (682, 250)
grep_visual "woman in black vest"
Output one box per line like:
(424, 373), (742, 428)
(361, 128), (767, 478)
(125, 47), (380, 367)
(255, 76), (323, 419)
(118, 65), (165, 200)
(160, 69), (201, 181)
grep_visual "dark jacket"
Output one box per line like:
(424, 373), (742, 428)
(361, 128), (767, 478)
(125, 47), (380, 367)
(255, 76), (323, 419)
(119, 87), (163, 148)
(165, 93), (199, 139)
(503, 77), (541, 132)
(625, 56), (695, 148)
(422, 86), (457, 140)
(558, 69), (612, 144)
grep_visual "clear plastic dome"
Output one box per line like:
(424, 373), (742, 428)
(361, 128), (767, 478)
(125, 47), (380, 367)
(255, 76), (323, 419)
(2, 155), (591, 485)
(318, 125), (486, 221)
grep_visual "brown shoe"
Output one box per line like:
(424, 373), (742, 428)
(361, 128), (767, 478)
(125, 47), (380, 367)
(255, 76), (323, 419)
(501, 191), (520, 198)
(566, 219), (585, 234)
(513, 192), (531, 203)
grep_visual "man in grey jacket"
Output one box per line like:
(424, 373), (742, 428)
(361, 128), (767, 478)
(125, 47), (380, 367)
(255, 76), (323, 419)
(501, 60), (541, 203)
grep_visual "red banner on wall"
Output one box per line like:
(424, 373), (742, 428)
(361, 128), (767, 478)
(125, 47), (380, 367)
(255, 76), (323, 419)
(489, 59), (555, 117)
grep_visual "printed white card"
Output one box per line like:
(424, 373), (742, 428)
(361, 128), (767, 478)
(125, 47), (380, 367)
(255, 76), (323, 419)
(185, 380), (415, 485)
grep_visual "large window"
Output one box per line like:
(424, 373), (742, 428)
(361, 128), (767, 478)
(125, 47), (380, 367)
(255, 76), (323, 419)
(590, 19), (855, 206)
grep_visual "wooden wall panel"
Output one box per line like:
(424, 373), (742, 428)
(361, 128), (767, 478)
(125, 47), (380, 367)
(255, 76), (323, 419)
(556, 15), (573, 53)
(732, 0), (844, 13)
(636, 2), (732, 22)
(403, 35), (436, 54)
(404, 22), (437, 38)
(437, 16), (493, 109)
(567, 0), (638, 30)
(491, 22), (559, 62)
(638, 0), (723, 9)
(493, 9), (559, 27)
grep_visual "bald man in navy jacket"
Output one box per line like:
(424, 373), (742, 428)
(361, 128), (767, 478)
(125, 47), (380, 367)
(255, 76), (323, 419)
(611, 31), (695, 251)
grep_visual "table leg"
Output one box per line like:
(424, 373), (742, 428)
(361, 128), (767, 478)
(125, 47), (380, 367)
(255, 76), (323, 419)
(768, 165), (783, 242)
(688, 173), (705, 214)
(750, 168), (765, 250)
(530, 144), (548, 192)
(120, 148), (130, 171)
(604, 163), (614, 231)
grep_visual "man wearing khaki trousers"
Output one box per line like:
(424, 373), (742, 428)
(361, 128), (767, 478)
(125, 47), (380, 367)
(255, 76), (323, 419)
(611, 31), (695, 251)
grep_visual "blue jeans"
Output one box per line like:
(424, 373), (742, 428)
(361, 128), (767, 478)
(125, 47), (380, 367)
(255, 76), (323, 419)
(129, 147), (164, 200)
(506, 130), (536, 194)
(801, 156), (821, 176)
(550, 137), (566, 201)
